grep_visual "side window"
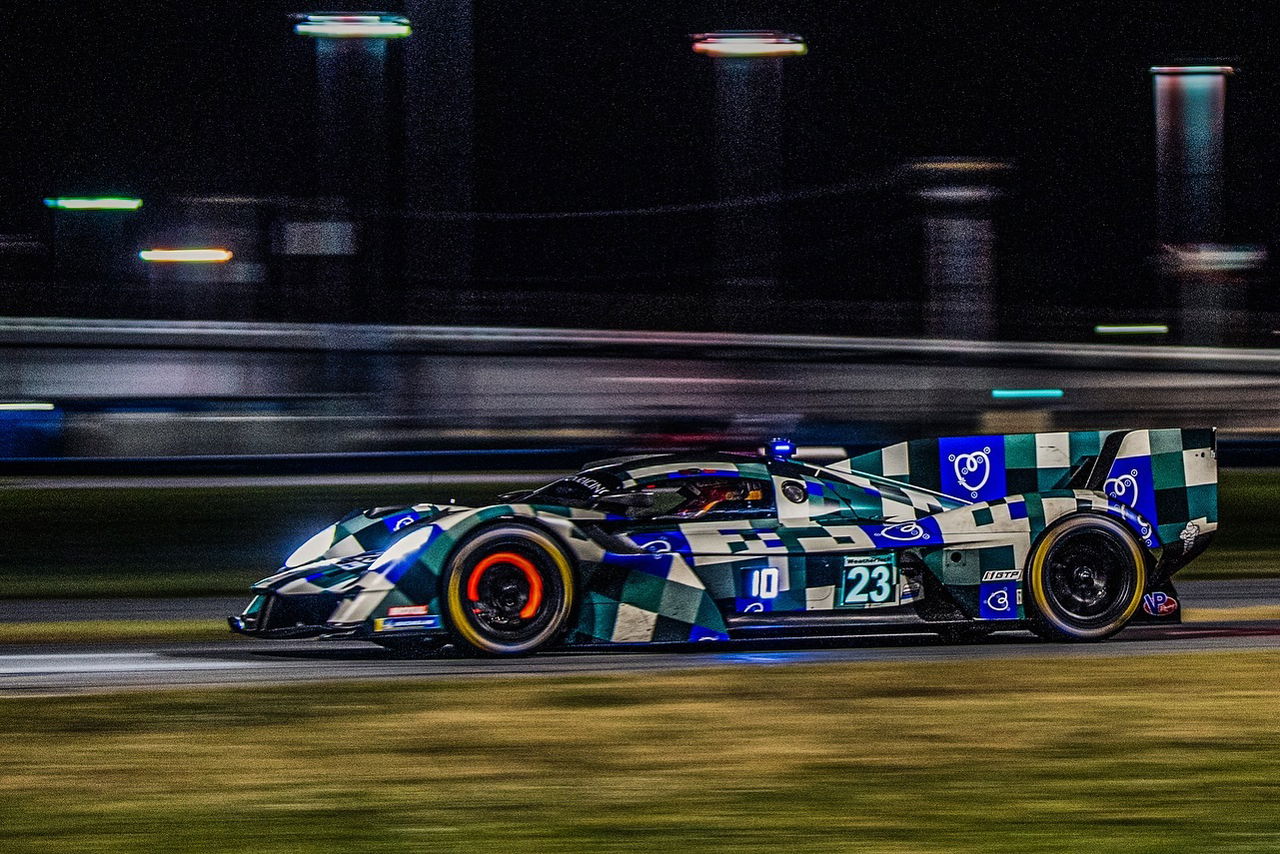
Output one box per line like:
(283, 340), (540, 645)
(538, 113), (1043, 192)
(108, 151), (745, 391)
(638, 476), (775, 521)
(814, 478), (887, 522)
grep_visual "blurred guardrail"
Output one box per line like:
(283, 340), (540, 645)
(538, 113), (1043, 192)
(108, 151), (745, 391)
(3, 316), (1280, 460)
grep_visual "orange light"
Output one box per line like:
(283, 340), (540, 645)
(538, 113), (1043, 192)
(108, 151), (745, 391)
(467, 552), (543, 619)
(691, 31), (807, 58)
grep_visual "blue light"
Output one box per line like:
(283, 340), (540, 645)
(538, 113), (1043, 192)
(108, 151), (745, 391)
(768, 438), (796, 459)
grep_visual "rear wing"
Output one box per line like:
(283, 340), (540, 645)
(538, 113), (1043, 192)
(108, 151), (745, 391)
(833, 428), (1217, 544)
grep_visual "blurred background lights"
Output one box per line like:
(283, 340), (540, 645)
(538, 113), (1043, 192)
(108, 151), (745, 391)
(0, 402), (55, 411)
(293, 13), (412, 38)
(991, 389), (1065, 400)
(691, 31), (807, 58)
(139, 248), (233, 263)
(43, 197), (142, 211)
(1094, 324), (1170, 335)
(1149, 66), (1236, 75)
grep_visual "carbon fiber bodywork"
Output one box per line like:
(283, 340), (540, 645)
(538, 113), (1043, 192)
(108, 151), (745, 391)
(230, 428), (1218, 648)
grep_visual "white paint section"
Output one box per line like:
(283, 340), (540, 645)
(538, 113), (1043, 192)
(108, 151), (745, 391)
(1183, 448), (1217, 488)
(773, 474), (810, 525)
(805, 585), (835, 610)
(1117, 430), (1152, 458)
(611, 603), (658, 643)
(882, 442), (910, 478)
(662, 557), (704, 590)
(1035, 432), (1071, 469)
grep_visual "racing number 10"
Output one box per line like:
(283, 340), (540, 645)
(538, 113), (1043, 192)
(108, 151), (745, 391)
(843, 563), (893, 605)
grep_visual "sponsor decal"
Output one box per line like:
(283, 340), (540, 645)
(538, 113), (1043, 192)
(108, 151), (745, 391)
(981, 569), (1022, 582)
(566, 475), (611, 495)
(939, 437), (1007, 502)
(866, 517), (943, 549)
(1180, 522), (1200, 551)
(382, 510), (420, 532)
(1104, 469), (1141, 506)
(979, 581), (1019, 620)
(387, 605), (430, 617)
(1103, 456), (1158, 533)
(878, 521), (927, 542)
(333, 552), (381, 571)
(373, 615), (442, 632)
(629, 530), (689, 555)
(1142, 591), (1178, 617)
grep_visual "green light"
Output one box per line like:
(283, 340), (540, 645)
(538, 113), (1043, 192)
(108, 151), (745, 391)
(294, 14), (411, 38)
(1094, 324), (1170, 335)
(991, 389), (1064, 400)
(44, 197), (142, 211)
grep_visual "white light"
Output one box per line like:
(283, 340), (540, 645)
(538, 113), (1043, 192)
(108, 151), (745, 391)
(0, 402), (55, 411)
(139, 248), (233, 263)
(1094, 324), (1170, 335)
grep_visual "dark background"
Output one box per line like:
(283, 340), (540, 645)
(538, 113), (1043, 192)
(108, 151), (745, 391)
(1, 1), (1276, 332)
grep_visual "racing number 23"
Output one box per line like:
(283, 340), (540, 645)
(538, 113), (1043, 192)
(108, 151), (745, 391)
(842, 562), (894, 606)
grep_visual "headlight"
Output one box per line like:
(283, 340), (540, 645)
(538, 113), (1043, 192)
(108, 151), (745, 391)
(285, 525), (337, 568)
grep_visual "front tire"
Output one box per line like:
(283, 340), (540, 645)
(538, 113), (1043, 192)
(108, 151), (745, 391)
(441, 524), (575, 656)
(1025, 514), (1147, 642)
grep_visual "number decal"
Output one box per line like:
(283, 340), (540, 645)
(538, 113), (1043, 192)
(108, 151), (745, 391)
(750, 567), (780, 599)
(843, 567), (869, 605)
(868, 564), (892, 603)
(839, 556), (899, 609)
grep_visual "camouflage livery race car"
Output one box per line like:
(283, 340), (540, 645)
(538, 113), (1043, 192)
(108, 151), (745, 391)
(230, 428), (1218, 655)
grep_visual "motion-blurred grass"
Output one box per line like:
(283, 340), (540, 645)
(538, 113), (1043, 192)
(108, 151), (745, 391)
(1, 653), (1279, 852)
(0, 468), (1277, 599)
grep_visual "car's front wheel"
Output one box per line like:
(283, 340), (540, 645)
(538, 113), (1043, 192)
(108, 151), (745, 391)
(441, 524), (575, 656)
(1025, 514), (1147, 642)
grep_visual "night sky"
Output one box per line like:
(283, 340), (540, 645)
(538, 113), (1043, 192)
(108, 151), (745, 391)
(2, 1), (1277, 326)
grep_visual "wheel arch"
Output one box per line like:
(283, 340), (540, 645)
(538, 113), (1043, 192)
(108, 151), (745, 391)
(435, 515), (584, 655)
(1023, 509), (1149, 640)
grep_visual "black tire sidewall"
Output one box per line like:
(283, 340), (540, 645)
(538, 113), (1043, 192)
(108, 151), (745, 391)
(1025, 514), (1147, 642)
(441, 524), (575, 656)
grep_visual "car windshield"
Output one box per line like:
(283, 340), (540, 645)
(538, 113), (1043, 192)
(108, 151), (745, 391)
(523, 472), (626, 509)
(524, 472), (772, 520)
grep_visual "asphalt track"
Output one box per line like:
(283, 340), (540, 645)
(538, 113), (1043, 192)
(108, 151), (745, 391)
(0, 580), (1277, 695)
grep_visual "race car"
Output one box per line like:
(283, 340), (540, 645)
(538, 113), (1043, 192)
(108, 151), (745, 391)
(229, 427), (1218, 655)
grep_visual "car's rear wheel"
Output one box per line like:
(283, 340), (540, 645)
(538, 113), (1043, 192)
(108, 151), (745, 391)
(441, 524), (575, 656)
(1025, 514), (1146, 642)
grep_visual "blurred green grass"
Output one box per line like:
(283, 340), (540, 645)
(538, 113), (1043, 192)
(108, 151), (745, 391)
(2, 653), (1279, 852)
(0, 468), (1276, 599)
(0, 619), (227, 644)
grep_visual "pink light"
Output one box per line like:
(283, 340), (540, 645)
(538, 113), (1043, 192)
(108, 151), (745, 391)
(1150, 66), (1235, 76)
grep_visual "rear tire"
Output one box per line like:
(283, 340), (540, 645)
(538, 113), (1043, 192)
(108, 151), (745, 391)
(1025, 514), (1146, 642)
(441, 524), (575, 656)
